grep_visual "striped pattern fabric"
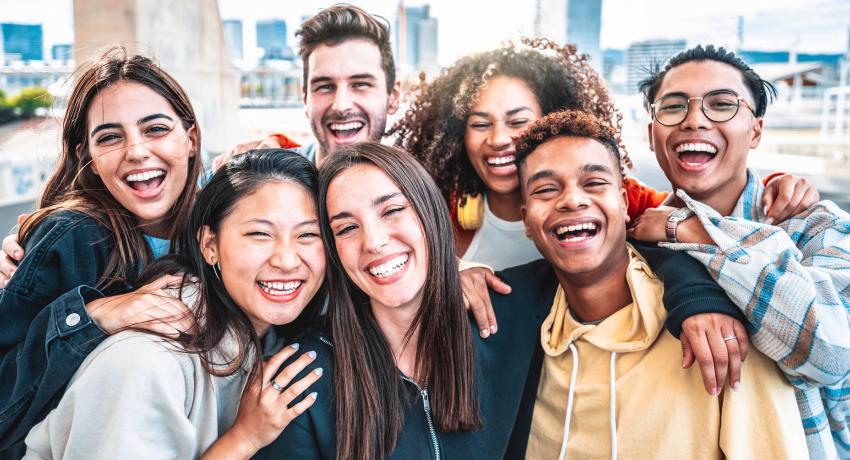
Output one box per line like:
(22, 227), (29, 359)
(662, 170), (850, 460)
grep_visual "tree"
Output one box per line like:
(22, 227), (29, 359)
(11, 86), (53, 118)
(0, 89), (14, 125)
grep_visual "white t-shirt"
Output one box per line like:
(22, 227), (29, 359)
(461, 195), (542, 271)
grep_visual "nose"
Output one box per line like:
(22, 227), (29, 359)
(679, 98), (711, 131)
(486, 121), (512, 151)
(555, 184), (590, 212)
(269, 241), (302, 272)
(363, 221), (390, 254)
(331, 86), (354, 113)
(124, 134), (150, 163)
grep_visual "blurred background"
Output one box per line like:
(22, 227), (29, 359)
(0, 0), (848, 232)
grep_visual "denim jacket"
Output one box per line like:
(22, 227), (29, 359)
(0, 211), (128, 453)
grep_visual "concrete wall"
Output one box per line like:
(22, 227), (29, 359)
(72, 0), (239, 156)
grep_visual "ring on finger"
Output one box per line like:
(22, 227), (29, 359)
(271, 380), (285, 392)
(722, 335), (737, 342)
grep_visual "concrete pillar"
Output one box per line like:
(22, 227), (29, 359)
(72, 0), (239, 156)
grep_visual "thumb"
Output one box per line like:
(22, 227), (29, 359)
(761, 192), (773, 217)
(148, 274), (185, 291)
(485, 272), (512, 294)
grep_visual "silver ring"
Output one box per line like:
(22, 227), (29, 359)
(270, 380), (284, 392)
(722, 335), (737, 342)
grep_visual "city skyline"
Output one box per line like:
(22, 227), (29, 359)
(1, 0), (847, 67)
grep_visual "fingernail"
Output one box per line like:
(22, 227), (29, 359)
(188, 276), (199, 283)
(710, 387), (717, 396)
(309, 392), (318, 400)
(290, 342), (300, 351)
(314, 367), (323, 377)
(490, 325), (498, 334)
(9, 270), (14, 277)
(480, 328), (490, 338)
(307, 350), (316, 359)
(14, 251), (21, 258)
(732, 382), (740, 392)
(764, 217), (774, 225)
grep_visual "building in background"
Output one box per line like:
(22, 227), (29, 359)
(565, 0), (602, 72)
(256, 19), (293, 61)
(50, 44), (72, 62)
(223, 19), (244, 61)
(395, 3), (438, 75)
(1, 23), (44, 62)
(626, 39), (687, 93)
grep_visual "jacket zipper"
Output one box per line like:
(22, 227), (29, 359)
(319, 337), (441, 459)
(400, 375), (441, 460)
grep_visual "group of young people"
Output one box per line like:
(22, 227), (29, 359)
(0, 4), (847, 460)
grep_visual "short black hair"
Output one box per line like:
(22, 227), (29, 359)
(639, 45), (777, 117)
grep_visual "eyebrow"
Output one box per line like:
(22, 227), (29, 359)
(580, 163), (614, 175)
(468, 106), (535, 119)
(310, 73), (378, 87)
(89, 113), (174, 137)
(658, 88), (738, 99)
(525, 169), (555, 188)
(329, 192), (403, 222)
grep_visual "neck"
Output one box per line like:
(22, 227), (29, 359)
(370, 299), (420, 380)
(315, 146), (325, 167)
(487, 189), (524, 221)
(555, 248), (633, 323)
(673, 171), (748, 217)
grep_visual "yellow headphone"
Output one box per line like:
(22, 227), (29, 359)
(457, 193), (484, 230)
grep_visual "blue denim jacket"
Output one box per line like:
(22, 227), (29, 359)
(0, 211), (129, 453)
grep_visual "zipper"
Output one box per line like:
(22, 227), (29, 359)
(400, 375), (441, 460)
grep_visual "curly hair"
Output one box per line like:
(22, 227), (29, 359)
(389, 38), (629, 208)
(514, 110), (625, 181)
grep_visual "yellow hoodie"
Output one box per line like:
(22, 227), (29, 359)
(526, 245), (807, 460)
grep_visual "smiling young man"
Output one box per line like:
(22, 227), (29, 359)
(212, 4), (400, 168)
(511, 110), (807, 459)
(630, 45), (850, 460)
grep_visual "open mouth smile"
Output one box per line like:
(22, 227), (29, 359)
(123, 168), (167, 198)
(675, 142), (718, 171)
(553, 221), (600, 244)
(327, 120), (366, 141)
(256, 279), (304, 301)
(484, 154), (516, 176)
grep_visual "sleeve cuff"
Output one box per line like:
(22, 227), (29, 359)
(663, 283), (747, 338)
(49, 286), (107, 354)
(457, 258), (494, 273)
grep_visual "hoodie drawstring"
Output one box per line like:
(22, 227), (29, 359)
(609, 352), (618, 460)
(557, 343), (580, 460)
(557, 345), (619, 460)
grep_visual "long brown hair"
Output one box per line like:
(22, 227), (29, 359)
(389, 38), (628, 208)
(318, 142), (482, 459)
(18, 47), (202, 288)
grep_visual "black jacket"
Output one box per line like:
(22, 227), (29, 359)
(0, 211), (127, 456)
(256, 243), (739, 459)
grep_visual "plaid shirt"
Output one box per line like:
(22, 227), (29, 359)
(663, 170), (850, 460)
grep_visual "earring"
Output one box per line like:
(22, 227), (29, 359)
(457, 193), (484, 230)
(211, 261), (222, 281)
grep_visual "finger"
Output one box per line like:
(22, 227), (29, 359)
(0, 253), (16, 282)
(772, 182), (805, 224)
(705, 327), (729, 395)
(484, 272), (512, 295)
(273, 350), (317, 387)
(467, 293), (492, 338)
(279, 367), (323, 405)
(761, 188), (774, 217)
(766, 186), (792, 225)
(691, 330), (718, 395)
(147, 274), (186, 291)
(732, 320), (749, 363)
(460, 272), (491, 338)
(281, 391), (318, 425)
(680, 332), (695, 369)
(262, 343), (302, 384)
(721, 325), (742, 392)
(2, 235), (24, 261)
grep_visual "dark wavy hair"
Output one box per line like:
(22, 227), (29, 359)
(318, 142), (481, 460)
(142, 149), (326, 379)
(639, 44), (777, 117)
(19, 47), (202, 289)
(390, 38), (628, 209)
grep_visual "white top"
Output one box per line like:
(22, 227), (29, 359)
(461, 195), (542, 271)
(24, 285), (254, 460)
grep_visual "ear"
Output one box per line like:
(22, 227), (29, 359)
(750, 117), (764, 150)
(81, 144), (99, 176)
(387, 80), (402, 115)
(187, 124), (199, 158)
(646, 122), (655, 152)
(620, 182), (630, 223)
(520, 204), (532, 236)
(198, 225), (218, 265)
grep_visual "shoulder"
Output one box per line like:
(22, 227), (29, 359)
(23, 209), (110, 248)
(495, 259), (558, 299)
(81, 331), (192, 376)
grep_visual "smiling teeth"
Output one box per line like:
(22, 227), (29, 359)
(486, 155), (515, 166)
(258, 280), (302, 296)
(126, 170), (165, 182)
(555, 222), (598, 236)
(367, 254), (409, 278)
(675, 143), (717, 154)
(330, 121), (364, 131)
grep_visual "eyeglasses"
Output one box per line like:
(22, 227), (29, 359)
(650, 89), (757, 127)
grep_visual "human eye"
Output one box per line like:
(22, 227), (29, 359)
(531, 185), (558, 196)
(246, 231), (271, 238)
(585, 178), (610, 188)
(383, 205), (406, 218)
(508, 118), (530, 129)
(313, 83), (334, 93)
(333, 223), (357, 237)
(145, 124), (173, 136)
(468, 120), (491, 130)
(299, 229), (321, 239)
(352, 81), (374, 90)
(95, 132), (122, 145)
(658, 99), (686, 113)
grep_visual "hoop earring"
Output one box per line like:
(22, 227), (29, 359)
(457, 193), (484, 230)
(212, 262), (222, 281)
